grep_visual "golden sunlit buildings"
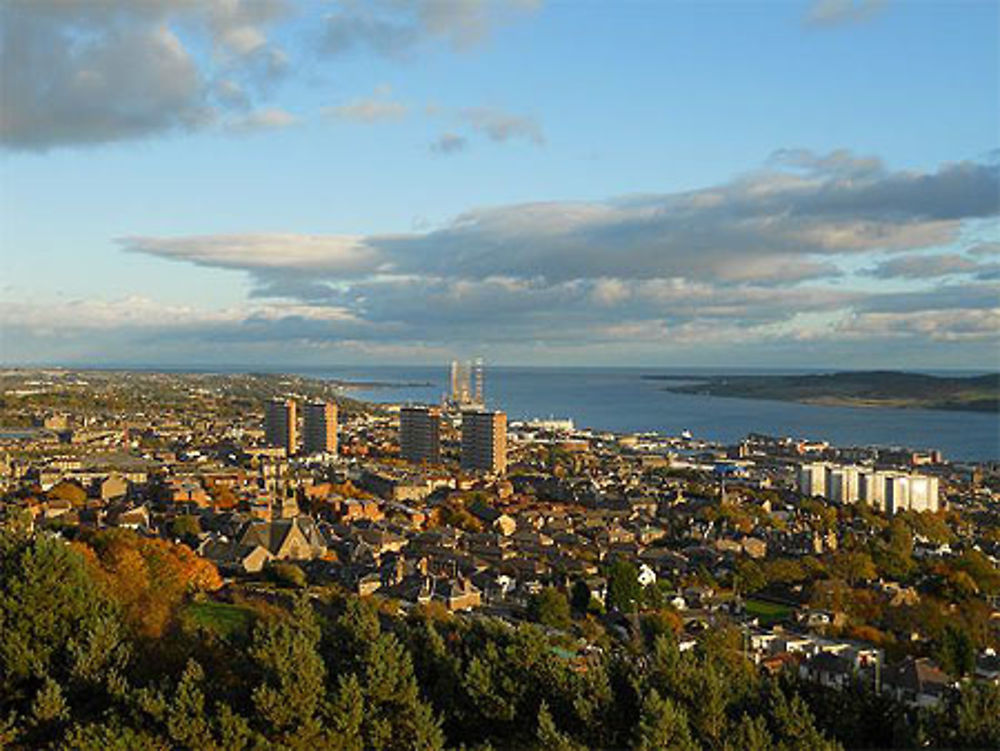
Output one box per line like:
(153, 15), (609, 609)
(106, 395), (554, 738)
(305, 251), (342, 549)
(264, 398), (297, 455)
(303, 401), (338, 455)
(461, 409), (507, 474)
(399, 405), (441, 464)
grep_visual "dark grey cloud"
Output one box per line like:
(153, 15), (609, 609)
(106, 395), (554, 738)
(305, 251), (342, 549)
(856, 283), (1000, 314)
(868, 253), (984, 279)
(969, 242), (1000, 257)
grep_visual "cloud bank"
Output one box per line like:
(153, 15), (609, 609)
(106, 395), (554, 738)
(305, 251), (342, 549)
(83, 151), (997, 364)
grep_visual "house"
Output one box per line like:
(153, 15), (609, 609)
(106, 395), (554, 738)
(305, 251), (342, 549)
(96, 474), (129, 502)
(200, 539), (274, 574)
(467, 499), (517, 536)
(799, 652), (854, 690)
(433, 577), (482, 611)
(236, 516), (327, 561)
(106, 504), (150, 530)
(975, 650), (1000, 684)
(882, 657), (952, 708)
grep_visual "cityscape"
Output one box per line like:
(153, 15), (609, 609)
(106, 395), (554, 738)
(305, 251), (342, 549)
(1, 1), (999, 750)
(0, 361), (998, 749)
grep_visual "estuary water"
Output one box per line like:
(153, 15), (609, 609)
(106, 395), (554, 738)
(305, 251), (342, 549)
(293, 366), (999, 463)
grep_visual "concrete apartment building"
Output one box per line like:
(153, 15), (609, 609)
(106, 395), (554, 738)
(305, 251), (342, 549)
(461, 409), (507, 474)
(798, 462), (939, 513)
(265, 398), (297, 455)
(303, 401), (338, 455)
(399, 405), (441, 465)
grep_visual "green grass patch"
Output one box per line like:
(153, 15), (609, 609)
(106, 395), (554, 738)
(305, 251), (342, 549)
(745, 598), (794, 626)
(182, 601), (254, 639)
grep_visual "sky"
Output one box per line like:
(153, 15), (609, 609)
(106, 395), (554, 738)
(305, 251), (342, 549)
(0, 0), (998, 369)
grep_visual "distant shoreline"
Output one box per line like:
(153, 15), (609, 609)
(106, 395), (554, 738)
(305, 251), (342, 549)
(643, 371), (1000, 414)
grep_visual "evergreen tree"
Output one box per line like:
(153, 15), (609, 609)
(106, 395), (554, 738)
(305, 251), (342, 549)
(535, 700), (584, 751)
(607, 560), (642, 614)
(724, 713), (773, 751)
(249, 595), (327, 743)
(635, 688), (698, 751)
(528, 587), (572, 629)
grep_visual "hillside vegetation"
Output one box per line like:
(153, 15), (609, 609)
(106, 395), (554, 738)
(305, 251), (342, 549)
(645, 371), (1000, 412)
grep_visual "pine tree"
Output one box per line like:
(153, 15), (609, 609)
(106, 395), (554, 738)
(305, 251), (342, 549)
(724, 713), (773, 751)
(535, 700), (584, 751)
(635, 689), (698, 751)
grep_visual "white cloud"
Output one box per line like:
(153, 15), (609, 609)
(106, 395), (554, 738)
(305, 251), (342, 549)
(1, 0), (293, 150)
(120, 233), (378, 273)
(324, 97), (409, 123)
(837, 308), (1000, 342)
(226, 107), (299, 133)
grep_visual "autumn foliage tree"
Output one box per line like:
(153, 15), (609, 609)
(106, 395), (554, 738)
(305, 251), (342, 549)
(74, 529), (221, 638)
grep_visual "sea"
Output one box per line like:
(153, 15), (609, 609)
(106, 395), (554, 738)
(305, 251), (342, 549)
(284, 365), (999, 463)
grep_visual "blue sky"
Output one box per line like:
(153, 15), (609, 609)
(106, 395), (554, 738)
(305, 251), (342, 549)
(1, 0), (998, 368)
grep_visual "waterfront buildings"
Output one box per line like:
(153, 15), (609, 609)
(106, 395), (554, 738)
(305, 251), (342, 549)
(399, 405), (441, 465)
(798, 462), (939, 513)
(303, 401), (338, 455)
(461, 409), (507, 474)
(264, 399), (297, 455)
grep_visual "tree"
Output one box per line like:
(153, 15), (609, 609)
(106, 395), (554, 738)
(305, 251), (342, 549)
(327, 674), (365, 751)
(725, 713), (774, 751)
(61, 721), (170, 751)
(169, 515), (201, 541)
(76, 529), (221, 638)
(0, 528), (121, 695)
(735, 559), (767, 595)
(528, 588), (571, 630)
(636, 689), (697, 751)
(936, 624), (975, 677)
(270, 562), (307, 588)
(570, 580), (592, 613)
(249, 596), (327, 742)
(47, 480), (87, 507)
(768, 686), (841, 751)
(606, 560), (641, 614)
(947, 682), (1000, 749)
(831, 550), (876, 587)
(535, 701), (583, 751)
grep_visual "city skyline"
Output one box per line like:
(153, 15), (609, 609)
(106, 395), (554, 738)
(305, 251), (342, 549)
(1, 1), (998, 368)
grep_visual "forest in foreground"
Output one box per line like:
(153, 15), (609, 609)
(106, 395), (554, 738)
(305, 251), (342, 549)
(1, 525), (998, 751)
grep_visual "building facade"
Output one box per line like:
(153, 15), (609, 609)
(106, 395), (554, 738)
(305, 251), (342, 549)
(303, 401), (338, 455)
(399, 405), (441, 465)
(461, 409), (507, 474)
(264, 398), (297, 455)
(798, 461), (939, 513)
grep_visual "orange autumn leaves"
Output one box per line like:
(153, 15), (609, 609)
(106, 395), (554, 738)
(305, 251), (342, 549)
(71, 529), (222, 638)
